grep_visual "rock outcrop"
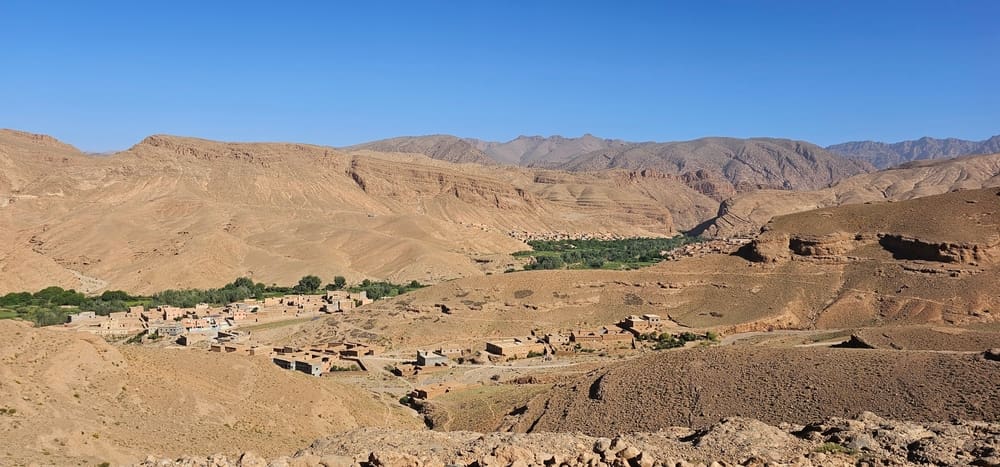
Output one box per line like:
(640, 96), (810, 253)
(740, 187), (1000, 266)
(133, 413), (1000, 466)
(878, 234), (999, 265)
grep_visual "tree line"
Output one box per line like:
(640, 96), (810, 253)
(0, 274), (426, 327)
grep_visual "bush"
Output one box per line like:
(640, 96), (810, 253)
(652, 333), (684, 350)
(99, 290), (133, 302)
(678, 332), (701, 342)
(534, 255), (564, 270)
(350, 279), (423, 300)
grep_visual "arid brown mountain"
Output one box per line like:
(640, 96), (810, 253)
(0, 129), (718, 294)
(346, 134), (497, 165)
(700, 152), (1000, 238)
(8, 128), (999, 295)
(355, 135), (875, 201)
(553, 137), (874, 194)
(469, 134), (626, 167)
(352, 134), (624, 167)
(828, 134), (1000, 169)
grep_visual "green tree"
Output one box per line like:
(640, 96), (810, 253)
(231, 277), (255, 289)
(295, 275), (322, 293)
(535, 255), (565, 270)
(99, 290), (132, 302)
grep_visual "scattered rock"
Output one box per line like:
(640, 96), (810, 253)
(131, 413), (1000, 467)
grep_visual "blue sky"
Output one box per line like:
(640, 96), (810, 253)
(1, 1), (997, 151)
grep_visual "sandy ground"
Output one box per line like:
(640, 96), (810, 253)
(0, 320), (422, 465)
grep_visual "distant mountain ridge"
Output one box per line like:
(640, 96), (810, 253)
(345, 135), (497, 166)
(353, 135), (873, 200)
(827, 135), (1000, 169)
(468, 134), (627, 167)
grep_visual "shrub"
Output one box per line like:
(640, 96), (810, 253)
(678, 332), (701, 342)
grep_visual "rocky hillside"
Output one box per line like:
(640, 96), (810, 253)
(509, 346), (1000, 436)
(829, 134), (1000, 169)
(700, 152), (1000, 238)
(133, 412), (1000, 466)
(743, 187), (1000, 265)
(0, 130), (715, 294)
(0, 128), (89, 195)
(0, 320), (420, 465)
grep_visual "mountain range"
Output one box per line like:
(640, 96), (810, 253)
(352, 135), (875, 200)
(354, 133), (1000, 173)
(5, 127), (1000, 465)
(4, 127), (1000, 294)
(828, 135), (1000, 169)
(0, 129), (717, 294)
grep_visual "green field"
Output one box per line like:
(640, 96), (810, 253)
(514, 236), (700, 271)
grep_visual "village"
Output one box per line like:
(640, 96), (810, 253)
(61, 289), (374, 339)
(59, 287), (716, 411)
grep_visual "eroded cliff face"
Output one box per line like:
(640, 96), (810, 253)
(744, 231), (999, 266)
(878, 234), (999, 265)
(740, 187), (1000, 266)
(741, 230), (869, 263)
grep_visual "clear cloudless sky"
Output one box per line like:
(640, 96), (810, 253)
(1, 0), (997, 151)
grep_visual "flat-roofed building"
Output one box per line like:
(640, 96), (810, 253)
(416, 350), (450, 366)
(485, 337), (546, 359)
